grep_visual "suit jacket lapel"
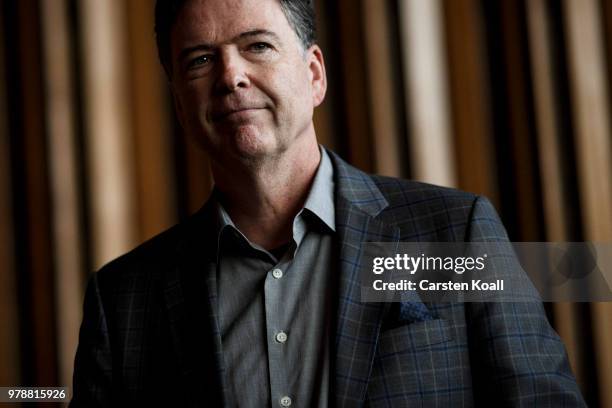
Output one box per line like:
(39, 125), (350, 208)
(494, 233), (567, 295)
(161, 204), (227, 406)
(160, 149), (430, 407)
(333, 195), (400, 406)
(329, 150), (402, 406)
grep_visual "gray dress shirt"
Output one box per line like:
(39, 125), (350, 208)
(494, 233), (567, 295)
(215, 148), (336, 407)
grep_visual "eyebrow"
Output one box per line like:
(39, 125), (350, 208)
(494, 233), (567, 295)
(177, 29), (281, 63)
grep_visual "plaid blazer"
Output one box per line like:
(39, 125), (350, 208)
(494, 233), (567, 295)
(72, 149), (585, 407)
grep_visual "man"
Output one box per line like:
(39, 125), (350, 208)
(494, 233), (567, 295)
(72, 0), (585, 406)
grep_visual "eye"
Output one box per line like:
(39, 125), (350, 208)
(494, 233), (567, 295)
(249, 42), (272, 53)
(187, 54), (213, 69)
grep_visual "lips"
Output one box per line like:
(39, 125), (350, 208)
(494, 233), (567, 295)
(211, 107), (265, 122)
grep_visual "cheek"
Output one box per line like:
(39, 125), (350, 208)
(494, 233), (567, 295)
(290, 72), (315, 118)
(181, 84), (211, 122)
(290, 64), (312, 95)
(173, 94), (210, 147)
(272, 64), (313, 113)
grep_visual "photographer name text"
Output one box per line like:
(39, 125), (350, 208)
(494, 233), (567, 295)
(372, 279), (504, 291)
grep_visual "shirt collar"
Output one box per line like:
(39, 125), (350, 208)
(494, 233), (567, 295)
(301, 146), (335, 232)
(211, 145), (336, 257)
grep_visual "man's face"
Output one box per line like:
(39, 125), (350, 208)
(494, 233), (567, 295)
(169, 0), (326, 163)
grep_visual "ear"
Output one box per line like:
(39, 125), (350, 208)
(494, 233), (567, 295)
(307, 45), (327, 107)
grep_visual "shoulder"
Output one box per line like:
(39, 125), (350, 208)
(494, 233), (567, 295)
(327, 147), (480, 215)
(326, 148), (501, 240)
(371, 175), (505, 241)
(371, 174), (478, 210)
(92, 210), (206, 291)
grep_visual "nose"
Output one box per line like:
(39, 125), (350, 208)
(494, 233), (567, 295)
(215, 49), (250, 93)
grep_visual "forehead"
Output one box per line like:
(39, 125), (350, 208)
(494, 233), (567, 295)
(172, 0), (292, 46)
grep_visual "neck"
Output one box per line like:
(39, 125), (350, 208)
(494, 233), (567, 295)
(211, 132), (321, 249)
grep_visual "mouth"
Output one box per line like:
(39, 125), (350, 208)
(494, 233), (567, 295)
(212, 107), (265, 122)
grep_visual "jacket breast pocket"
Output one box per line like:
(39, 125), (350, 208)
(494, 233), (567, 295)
(377, 318), (453, 355)
(366, 319), (471, 407)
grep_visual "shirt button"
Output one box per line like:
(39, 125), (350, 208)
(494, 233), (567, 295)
(279, 396), (292, 407)
(275, 331), (288, 343)
(272, 268), (283, 279)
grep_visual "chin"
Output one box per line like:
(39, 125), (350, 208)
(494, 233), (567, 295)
(227, 125), (277, 160)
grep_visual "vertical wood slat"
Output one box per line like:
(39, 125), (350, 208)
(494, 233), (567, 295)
(16, 0), (58, 386)
(362, 0), (403, 177)
(0, 4), (21, 386)
(125, 0), (177, 241)
(40, 0), (85, 389)
(562, 0), (612, 240)
(442, 0), (499, 204)
(524, 0), (584, 388)
(312, 0), (339, 152)
(335, 0), (373, 172)
(603, 0), (612, 120)
(79, 0), (138, 269)
(562, 0), (612, 406)
(525, 0), (570, 241)
(398, 0), (456, 186)
(497, 0), (542, 240)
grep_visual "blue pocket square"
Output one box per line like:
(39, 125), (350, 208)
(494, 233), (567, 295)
(382, 301), (434, 330)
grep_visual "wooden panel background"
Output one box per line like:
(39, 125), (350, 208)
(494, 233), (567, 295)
(0, 0), (610, 406)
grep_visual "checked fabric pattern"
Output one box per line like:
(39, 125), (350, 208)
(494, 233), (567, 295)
(328, 149), (585, 407)
(71, 148), (585, 407)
